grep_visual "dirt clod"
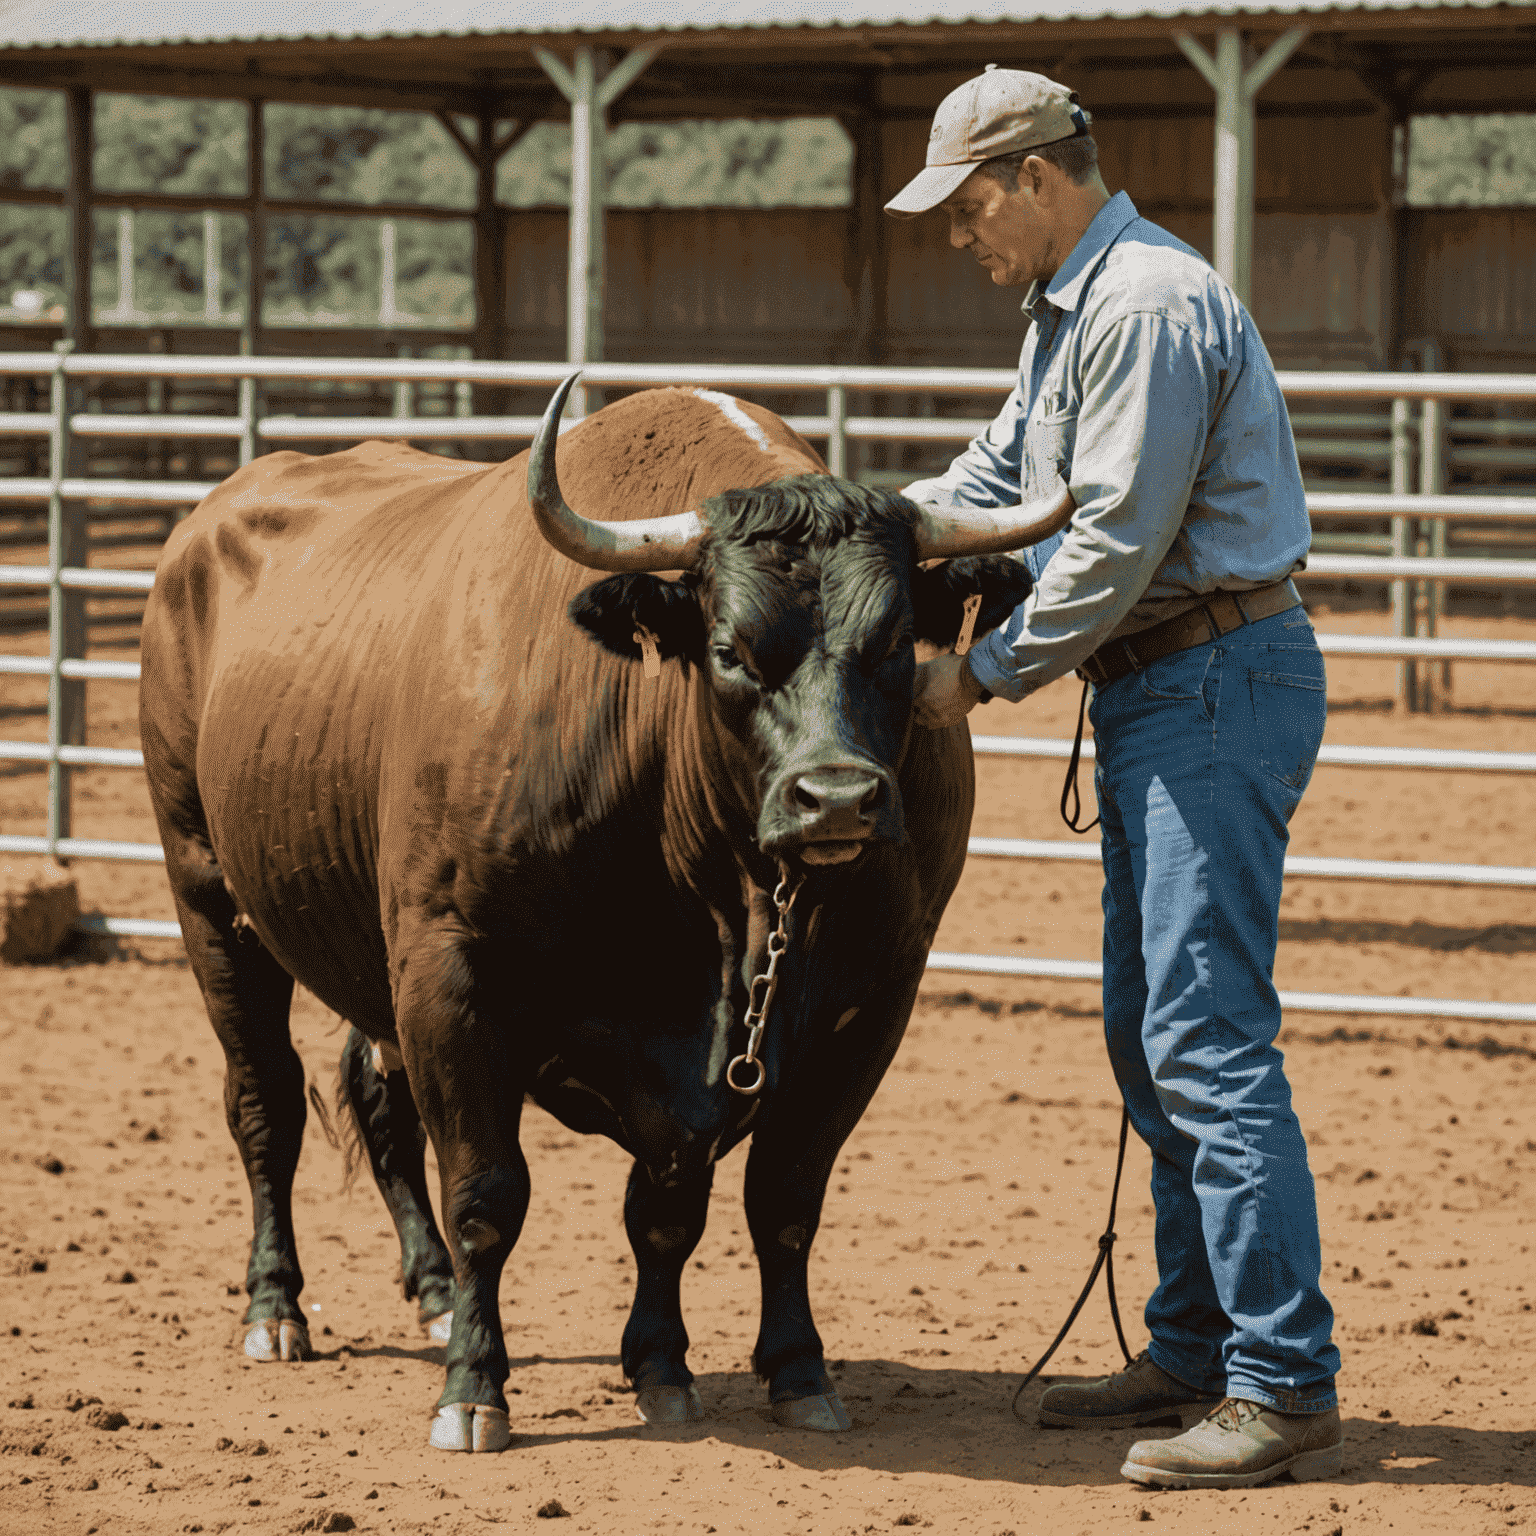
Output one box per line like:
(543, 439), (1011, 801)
(84, 1406), (128, 1431)
(537, 1498), (571, 1518)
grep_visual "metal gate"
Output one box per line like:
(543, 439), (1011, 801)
(4, 350), (1535, 1024)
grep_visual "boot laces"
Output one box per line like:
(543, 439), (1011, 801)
(1208, 1397), (1264, 1432)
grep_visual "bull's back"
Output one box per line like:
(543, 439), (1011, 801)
(140, 441), (500, 1025)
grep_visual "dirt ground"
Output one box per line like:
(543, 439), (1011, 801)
(3, 585), (1536, 1536)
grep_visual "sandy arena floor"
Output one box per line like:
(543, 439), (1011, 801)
(2, 584), (1535, 1536)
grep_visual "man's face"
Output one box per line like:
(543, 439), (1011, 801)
(939, 164), (1053, 289)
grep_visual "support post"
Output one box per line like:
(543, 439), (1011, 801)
(1173, 26), (1307, 306)
(1418, 339), (1448, 713)
(56, 87), (92, 774)
(472, 106), (508, 373)
(1389, 390), (1413, 709)
(203, 210), (222, 324)
(242, 99), (265, 467)
(846, 102), (887, 484)
(535, 45), (659, 417)
(45, 342), (78, 852)
(826, 384), (847, 478)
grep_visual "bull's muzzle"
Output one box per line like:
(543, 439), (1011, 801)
(762, 762), (900, 866)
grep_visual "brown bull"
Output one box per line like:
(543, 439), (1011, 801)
(139, 378), (1072, 1450)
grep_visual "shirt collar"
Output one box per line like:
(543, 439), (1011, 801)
(1024, 190), (1140, 319)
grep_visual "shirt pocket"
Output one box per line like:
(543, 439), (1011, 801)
(1025, 407), (1077, 496)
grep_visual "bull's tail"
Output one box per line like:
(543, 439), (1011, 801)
(309, 1053), (367, 1196)
(331, 1063), (368, 1196)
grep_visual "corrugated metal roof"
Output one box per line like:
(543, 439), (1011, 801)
(0, 0), (1533, 49)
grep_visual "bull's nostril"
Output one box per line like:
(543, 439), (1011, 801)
(860, 780), (885, 813)
(794, 780), (821, 814)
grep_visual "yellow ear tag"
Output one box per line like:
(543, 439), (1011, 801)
(955, 593), (982, 656)
(633, 624), (662, 679)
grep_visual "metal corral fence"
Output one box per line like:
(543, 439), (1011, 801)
(4, 349), (1536, 1026)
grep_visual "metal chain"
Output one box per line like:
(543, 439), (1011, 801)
(726, 865), (803, 1096)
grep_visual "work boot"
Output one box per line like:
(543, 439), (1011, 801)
(1120, 1396), (1343, 1489)
(1037, 1350), (1221, 1429)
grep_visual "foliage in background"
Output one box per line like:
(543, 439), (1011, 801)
(11, 89), (1533, 326)
(497, 119), (852, 208)
(93, 95), (247, 196)
(0, 89), (851, 326)
(0, 87), (65, 189)
(263, 104), (475, 207)
(1409, 114), (1536, 208)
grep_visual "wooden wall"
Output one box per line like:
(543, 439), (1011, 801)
(496, 104), (1411, 373)
(1402, 208), (1536, 369)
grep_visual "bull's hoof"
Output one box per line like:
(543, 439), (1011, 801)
(425, 1309), (454, 1344)
(243, 1319), (312, 1363)
(773, 1390), (852, 1432)
(635, 1385), (704, 1425)
(428, 1403), (511, 1453)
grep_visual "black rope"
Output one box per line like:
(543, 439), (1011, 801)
(1059, 678), (1100, 834)
(1010, 1103), (1134, 1422)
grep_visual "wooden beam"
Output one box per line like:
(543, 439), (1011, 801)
(473, 107), (507, 371)
(245, 98), (265, 355)
(847, 106), (887, 368)
(63, 87), (92, 355)
(434, 110), (478, 167)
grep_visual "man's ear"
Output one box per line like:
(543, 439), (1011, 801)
(911, 555), (1033, 648)
(567, 573), (705, 664)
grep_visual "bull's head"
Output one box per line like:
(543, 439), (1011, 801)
(529, 375), (1073, 870)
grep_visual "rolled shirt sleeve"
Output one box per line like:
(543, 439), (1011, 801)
(965, 311), (1216, 703)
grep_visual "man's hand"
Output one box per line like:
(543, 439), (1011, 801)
(913, 650), (988, 729)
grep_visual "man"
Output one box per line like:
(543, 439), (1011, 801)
(887, 66), (1342, 1490)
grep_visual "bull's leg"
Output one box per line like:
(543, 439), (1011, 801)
(337, 1026), (456, 1336)
(393, 939), (530, 1453)
(743, 971), (924, 1431)
(621, 1161), (714, 1425)
(167, 853), (310, 1363)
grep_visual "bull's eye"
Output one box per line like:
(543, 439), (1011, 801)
(711, 644), (742, 673)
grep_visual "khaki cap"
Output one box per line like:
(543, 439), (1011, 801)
(885, 64), (1087, 217)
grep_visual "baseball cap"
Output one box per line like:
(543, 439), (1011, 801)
(885, 64), (1088, 217)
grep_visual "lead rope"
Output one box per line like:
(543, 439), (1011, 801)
(1010, 1103), (1134, 1422)
(1019, 677), (1131, 1419)
(1059, 678), (1100, 834)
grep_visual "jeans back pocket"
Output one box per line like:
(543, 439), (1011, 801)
(1249, 662), (1326, 791)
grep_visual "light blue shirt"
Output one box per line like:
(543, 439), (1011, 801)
(903, 191), (1310, 703)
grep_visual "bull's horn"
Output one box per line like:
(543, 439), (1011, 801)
(527, 373), (707, 572)
(912, 476), (1076, 561)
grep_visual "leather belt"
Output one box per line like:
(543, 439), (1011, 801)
(1076, 578), (1303, 688)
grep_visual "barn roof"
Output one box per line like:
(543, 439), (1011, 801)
(1, 0), (1534, 48)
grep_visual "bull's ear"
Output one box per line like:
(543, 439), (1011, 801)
(568, 573), (705, 663)
(911, 554), (1033, 647)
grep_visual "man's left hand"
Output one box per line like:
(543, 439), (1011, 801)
(913, 651), (988, 728)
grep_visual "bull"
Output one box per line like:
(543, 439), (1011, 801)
(139, 376), (1072, 1450)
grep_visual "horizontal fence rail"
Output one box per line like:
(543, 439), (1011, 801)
(924, 953), (1536, 1026)
(970, 735), (1536, 774)
(4, 351), (1534, 1026)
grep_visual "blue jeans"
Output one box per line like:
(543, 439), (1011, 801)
(1088, 605), (1340, 1414)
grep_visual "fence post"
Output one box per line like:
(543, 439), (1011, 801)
(1418, 391), (1447, 713)
(393, 344), (413, 420)
(1389, 393), (1412, 710)
(826, 383), (847, 477)
(45, 341), (81, 854)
